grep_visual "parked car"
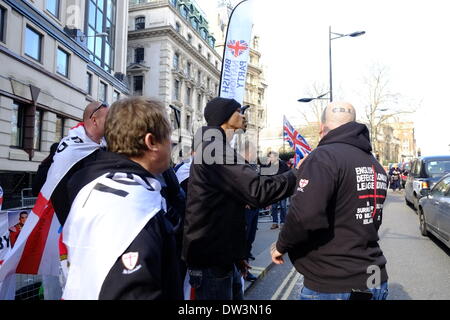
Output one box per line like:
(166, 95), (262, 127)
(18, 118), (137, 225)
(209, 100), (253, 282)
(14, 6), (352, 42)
(405, 155), (450, 210)
(400, 161), (411, 189)
(417, 173), (450, 249)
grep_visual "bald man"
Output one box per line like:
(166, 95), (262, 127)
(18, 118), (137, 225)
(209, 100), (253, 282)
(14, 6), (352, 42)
(271, 101), (389, 300)
(51, 101), (109, 225)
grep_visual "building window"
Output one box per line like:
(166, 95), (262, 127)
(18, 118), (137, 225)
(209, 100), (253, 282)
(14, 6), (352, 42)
(0, 6), (6, 43)
(185, 87), (191, 106)
(86, 0), (116, 73)
(215, 61), (218, 69)
(56, 47), (69, 77)
(25, 26), (42, 62)
(55, 115), (65, 143)
(197, 70), (201, 83)
(197, 94), (202, 111)
(258, 110), (263, 120)
(180, 5), (189, 19)
(198, 44), (202, 54)
(87, 72), (93, 95)
(173, 79), (180, 100)
(185, 113), (191, 131)
(113, 90), (120, 101)
(135, 47), (144, 63)
(206, 77), (210, 89)
(207, 53), (211, 62)
(99, 81), (107, 102)
(11, 102), (24, 147)
(133, 76), (143, 96)
(215, 83), (218, 95)
(170, 0), (177, 7)
(186, 62), (191, 78)
(200, 28), (207, 40)
(135, 16), (145, 30)
(173, 52), (179, 69)
(187, 33), (192, 44)
(190, 17), (198, 30)
(175, 22), (181, 32)
(46, 0), (60, 18)
(34, 110), (43, 151)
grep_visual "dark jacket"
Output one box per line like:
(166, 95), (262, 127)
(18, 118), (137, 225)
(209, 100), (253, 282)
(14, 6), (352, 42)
(182, 127), (297, 269)
(68, 151), (183, 300)
(277, 122), (389, 293)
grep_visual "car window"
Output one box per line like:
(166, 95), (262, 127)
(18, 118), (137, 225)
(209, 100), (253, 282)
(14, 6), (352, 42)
(425, 160), (450, 178)
(410, 160), (417, 176)
(431, 177), (450, 197)
(416, 160), (422, 176)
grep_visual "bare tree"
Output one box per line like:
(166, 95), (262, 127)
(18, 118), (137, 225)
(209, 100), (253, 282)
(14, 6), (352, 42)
(360, 64), (416, 162)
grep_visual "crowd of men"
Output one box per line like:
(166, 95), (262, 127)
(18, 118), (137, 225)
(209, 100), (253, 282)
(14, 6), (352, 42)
(1, 96), (390, 300)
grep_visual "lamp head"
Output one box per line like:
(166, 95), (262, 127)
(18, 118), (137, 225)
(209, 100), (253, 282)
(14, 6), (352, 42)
(349, 31), (366, 37)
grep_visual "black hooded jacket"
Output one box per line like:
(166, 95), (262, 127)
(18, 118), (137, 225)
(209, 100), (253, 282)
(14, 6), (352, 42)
(66, 151), (183, 300)
(277, 122), (389, 293)
(182, 127), (297, 269)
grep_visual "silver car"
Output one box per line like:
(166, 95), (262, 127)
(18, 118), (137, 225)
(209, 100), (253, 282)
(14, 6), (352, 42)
(418, 173), (450, 248)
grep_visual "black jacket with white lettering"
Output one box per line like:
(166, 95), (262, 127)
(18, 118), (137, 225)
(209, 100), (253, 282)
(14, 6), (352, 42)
(182, 127), (297, 269)
(277, 122), (389, 293)
(68, 151), (183, 300)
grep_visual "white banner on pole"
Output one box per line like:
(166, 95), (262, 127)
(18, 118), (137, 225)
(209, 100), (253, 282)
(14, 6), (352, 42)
(219, 0), (254, 106)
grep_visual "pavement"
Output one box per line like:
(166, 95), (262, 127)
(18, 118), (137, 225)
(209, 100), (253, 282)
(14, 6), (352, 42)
(243, 211), (281, 292)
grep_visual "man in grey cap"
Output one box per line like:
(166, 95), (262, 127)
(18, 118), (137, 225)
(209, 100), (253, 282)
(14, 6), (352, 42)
(182, 97), (297, 300)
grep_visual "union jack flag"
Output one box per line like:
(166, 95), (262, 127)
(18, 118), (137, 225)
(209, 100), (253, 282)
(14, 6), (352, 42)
(283, 116), (312, 165)
(226, 40), (249, 57)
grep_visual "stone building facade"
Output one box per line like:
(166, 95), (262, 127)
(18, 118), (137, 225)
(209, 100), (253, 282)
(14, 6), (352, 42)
(0, 0), (129, 208)
(128, 0), (221, 160)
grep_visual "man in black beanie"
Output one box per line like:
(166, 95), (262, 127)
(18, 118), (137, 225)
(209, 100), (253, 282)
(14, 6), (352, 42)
(182, 97), (298, 300)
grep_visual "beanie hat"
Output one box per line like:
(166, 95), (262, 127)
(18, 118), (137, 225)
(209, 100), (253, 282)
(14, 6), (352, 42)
(204, 97), (241, 126)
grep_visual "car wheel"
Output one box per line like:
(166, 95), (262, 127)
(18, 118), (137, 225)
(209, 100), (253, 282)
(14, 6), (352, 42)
(419, 209), (429, 237)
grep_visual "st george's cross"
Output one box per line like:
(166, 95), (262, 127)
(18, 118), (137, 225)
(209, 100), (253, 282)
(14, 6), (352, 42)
(283, 116), (312, 165)
(226, 40), (249, 57)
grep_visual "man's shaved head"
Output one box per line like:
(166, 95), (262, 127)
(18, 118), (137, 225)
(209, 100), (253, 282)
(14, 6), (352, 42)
(83, 101), (103, 122)
(320, 101), (356, 138)
(83, 101), (109, 144)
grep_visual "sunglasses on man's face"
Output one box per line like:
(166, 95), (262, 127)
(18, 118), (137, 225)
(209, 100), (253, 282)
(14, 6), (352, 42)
(89, 103), (108, 119)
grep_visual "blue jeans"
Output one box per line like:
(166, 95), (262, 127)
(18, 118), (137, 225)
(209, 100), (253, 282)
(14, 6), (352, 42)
(188, 265), (243, 300)
(245, 208), (259, 259)
(299, 282), (389, 300)
(271, 198), (287, 224)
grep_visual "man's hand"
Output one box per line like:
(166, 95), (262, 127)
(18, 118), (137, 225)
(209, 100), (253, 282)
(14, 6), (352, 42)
(270, 242), (284, 265)
(236, 259), (252, 277)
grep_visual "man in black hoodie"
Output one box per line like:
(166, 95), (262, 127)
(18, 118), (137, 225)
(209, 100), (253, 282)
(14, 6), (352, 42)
(272, 101), (389, 300)
(183, 97), (297, 300)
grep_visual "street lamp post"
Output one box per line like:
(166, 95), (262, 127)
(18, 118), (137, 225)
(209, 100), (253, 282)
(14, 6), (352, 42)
(298, 28), (365, 104)
(329, 26), (365, 102)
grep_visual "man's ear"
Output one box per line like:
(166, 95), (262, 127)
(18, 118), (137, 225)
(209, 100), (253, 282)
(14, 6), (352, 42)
(144, 133), (158, 151)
